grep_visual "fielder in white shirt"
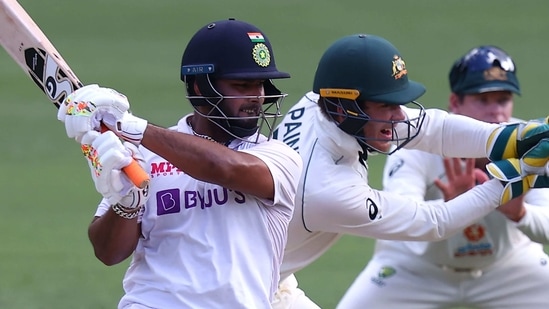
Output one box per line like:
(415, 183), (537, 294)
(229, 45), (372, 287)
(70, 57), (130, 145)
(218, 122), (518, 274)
(271, 35), (549, 308)
(338, 45), (549, 309)
(57, 19), (302, 309)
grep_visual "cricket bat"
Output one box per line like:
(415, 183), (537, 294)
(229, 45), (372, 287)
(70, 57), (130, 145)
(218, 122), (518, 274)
(0, 0), (149, 189)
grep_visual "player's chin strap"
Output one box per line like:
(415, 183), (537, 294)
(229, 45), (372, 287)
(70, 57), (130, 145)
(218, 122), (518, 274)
(333, 99), (375, 157)
(336, 99), (370, 137)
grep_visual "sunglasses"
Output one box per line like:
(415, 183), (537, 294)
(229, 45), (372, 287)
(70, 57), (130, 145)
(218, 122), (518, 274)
(458, 46), (515, 73)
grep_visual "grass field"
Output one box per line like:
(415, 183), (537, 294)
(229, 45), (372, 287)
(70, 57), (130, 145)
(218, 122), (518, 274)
(1, 0), (548, 308)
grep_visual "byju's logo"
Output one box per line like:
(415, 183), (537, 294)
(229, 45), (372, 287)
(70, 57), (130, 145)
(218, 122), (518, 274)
(156, 189), (180, 215)
(155, 188), (246, 216)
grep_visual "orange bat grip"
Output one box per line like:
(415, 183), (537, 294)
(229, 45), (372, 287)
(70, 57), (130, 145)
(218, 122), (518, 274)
(100, 124), (150, 189)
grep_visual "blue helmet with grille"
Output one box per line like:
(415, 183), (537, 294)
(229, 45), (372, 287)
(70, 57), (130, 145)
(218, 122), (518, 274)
(180, 18), (290, 140)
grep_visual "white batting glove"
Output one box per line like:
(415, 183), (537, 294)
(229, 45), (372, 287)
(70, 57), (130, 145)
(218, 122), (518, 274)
(80, 131), (150, 208)
(102, 111), (148, 146)
(58, 84), (146, 144)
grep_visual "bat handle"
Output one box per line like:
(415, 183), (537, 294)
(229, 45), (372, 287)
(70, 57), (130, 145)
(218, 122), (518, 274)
(100, 123), (150, 189)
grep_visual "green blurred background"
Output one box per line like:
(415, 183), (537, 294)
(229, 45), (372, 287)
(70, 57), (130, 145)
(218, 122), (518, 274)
(0, 0), (547, 308)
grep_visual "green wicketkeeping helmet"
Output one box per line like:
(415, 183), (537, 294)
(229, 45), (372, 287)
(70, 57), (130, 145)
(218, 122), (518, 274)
(313, 34), (426, 104)
(312, 34), (427, 155)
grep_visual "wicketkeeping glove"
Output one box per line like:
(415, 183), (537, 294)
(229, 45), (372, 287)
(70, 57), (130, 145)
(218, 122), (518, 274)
(486, 138), (549, 204)
(80, 131), (149, 209)
(487, 117), (549, 161)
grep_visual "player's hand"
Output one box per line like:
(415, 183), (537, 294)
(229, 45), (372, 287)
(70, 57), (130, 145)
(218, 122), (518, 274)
(57, 84), (130, 142)
(434, 158), (489, 201)
(80, 131), (149, 208)
(486, 138), (549, 204)
(487, 117), (549, 161)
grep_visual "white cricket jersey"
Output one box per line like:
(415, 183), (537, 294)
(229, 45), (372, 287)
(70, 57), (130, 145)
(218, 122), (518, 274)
(376, 139), (549, 269)
(94, 114), (302, 309)
(272, 92), (506, 280)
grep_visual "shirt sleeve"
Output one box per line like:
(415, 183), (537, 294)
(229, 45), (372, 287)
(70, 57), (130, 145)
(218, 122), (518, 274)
(515, 188), (549, 244)
(303, 153), (503, 241)
(401, 107), (501, 158)
(241, 140), (303, 208)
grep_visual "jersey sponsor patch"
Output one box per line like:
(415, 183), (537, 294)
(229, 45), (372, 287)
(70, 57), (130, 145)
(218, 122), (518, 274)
(156, 189), (181, 215)
(155, 188), (247, 215)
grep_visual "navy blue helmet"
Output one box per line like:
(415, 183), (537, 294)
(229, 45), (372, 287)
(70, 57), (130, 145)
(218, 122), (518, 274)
(180, 18), (290, 140)
(449, 45), (520, 95)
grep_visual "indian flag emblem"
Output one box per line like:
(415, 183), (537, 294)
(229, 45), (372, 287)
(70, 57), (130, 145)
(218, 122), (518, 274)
(248, 32), (265, 42)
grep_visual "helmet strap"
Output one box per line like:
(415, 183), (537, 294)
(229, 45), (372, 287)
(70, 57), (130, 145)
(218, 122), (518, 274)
(263, 79), (283, 104)
(335, 99), (369, 136)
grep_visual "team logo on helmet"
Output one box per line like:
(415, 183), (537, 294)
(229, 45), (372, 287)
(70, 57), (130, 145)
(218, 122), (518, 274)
(252, 43), (271, 67)
(391, 55), (408, 80)
(483, 66), (508, 81)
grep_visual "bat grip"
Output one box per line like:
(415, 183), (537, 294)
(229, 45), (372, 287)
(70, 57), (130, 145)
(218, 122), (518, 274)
(100, 124), (150, 189)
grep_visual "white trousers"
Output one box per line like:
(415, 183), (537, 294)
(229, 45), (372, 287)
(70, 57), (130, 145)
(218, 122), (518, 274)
(337, 244), (549, 309)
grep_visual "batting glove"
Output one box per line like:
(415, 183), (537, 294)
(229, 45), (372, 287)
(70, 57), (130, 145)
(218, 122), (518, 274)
(58, 84), (147, 145)
(487, 117), (549, 161)
(102, 111), (148, 146)
(487, 138), (549, 204)
(80, 131), (150, 209)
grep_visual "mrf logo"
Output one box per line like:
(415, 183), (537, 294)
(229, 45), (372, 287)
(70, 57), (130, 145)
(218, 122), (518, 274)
(150, 161), (183, 177)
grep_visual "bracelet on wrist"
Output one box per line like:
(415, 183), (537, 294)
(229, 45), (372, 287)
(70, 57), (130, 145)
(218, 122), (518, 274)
(111, 203), (142, 220)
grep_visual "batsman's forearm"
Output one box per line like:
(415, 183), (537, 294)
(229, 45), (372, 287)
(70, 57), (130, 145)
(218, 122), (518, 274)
(88, 211), (140, 266)
(141, 125), (235, 182)
(141, 125), (274, 199)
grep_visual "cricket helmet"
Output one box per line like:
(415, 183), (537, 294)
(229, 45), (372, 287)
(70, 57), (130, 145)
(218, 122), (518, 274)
(312, 34), (426, 154)
(180, 18), (290, 140)
(449, 45), (520, 95)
